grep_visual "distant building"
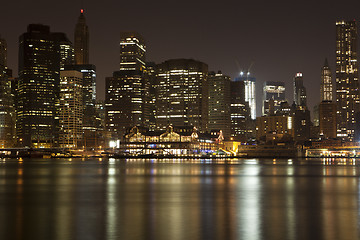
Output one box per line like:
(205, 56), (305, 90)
(291, 105), (311, 143)
(319, 101), (336, 139)
(59, 70), (83, 148)
(263, 81), (285, 116)
(54, 33), (74, 70)
(319, 58), (336, 139)
(74, 9), (89, 65)
(335, 20), (359, 141)
(230, 79), (252, 141)
(17, 24), (62, 148)
(105, 32), (148, 143)
(293, 72), (307, 108)
(208, 71), (231, 139)
(155, 59), (208, 131)
(235, 73), (256, 119)
(256, 115), (294, 143)
(145, 62), (156, 131)
(321, 58), (332, 102)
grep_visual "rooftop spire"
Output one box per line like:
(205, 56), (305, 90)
(324, 58), (329, 67)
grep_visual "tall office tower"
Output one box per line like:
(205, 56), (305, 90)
(53, 33), (74, 70)
(74, 9), (89, 64)
(18, 24), (61, 148)
(263, 81), (285, 116)
(293, 72), (307, 107)
(105, 32), (148, 143)
(208, 71), (231, 139)
(59, 70), (83, 148)
(64, 64), (97, 147)
(145, 62), (157, 131)
(336, 20), (359, 140)
(235, 73), (256, 119)
(0, 36), (14, 148)
(319, 58), (336, 139)
(119, 32), (146, 71)
(230, 79), (252, 141)
(155, 59), (208, 131)
(321, 58), (333, 102)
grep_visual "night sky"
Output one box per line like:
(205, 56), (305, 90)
(1, 0), (360, 117)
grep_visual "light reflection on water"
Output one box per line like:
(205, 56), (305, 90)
(0, 158), (359, 240)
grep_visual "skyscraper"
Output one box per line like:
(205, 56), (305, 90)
(293, 72), (307, 107)
(59, 70), (83, 148)
(321, 58), (332, 102)
(235, 73), (256, 120)
(263, 81), (285, 116)
(0, 36), (14, 148)
(155, 59), (208, 131)
(319, 58), (336, 139)
(230, 80), (252, 141)
(17, 24), (61, 148)
(335, 20), (359, 140)
(105, 32), (148, 143)
(74, 9), (89, 65)
(54, 33), (74, 70)
(208, 71), (231, 139)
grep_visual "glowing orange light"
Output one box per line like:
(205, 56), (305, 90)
(81, 9), (84, 13)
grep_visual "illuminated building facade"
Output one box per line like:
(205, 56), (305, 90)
(17, 24), (61, 148)
(0, 36), (14, 148)
(119, 32), (146, 71)
(293, 72), (307, 107)
(74, 9), (89, 65)
(65, 64), (97, 147)
(59, 70), (83, 148)
(208, 71), (231, 139)
(319, 58), (336, 139)
(105, 32), (148, 143)
(235, 74), (256, 120)
(263, 81), (285, 115)
(335, 20), (359, 140)
(230, 80), (252, 141)
(256, 115), (294, 142)
(54, 33), (74, 70)
(155, 59), (208, 131)
(321, 58), (332, 102)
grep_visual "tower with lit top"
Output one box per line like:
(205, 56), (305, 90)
(74, 9), (89, 64)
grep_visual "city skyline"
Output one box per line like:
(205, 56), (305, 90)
(1, 1), (360, 116)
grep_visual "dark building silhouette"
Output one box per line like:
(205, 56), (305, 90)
(319, 102), (336, 139)
(293, 73), (307, 108)
(155, 59), (208, 131)
(74, 9), (89, 65)
(335, 20), (359, 141)
(17, 24), (64, 147)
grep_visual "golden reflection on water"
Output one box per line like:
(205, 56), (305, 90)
(0, 158), (359, 239)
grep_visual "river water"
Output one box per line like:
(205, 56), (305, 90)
(0, 158), (359, 240)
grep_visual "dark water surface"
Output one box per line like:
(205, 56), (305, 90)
(0, 158), (360, 240)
